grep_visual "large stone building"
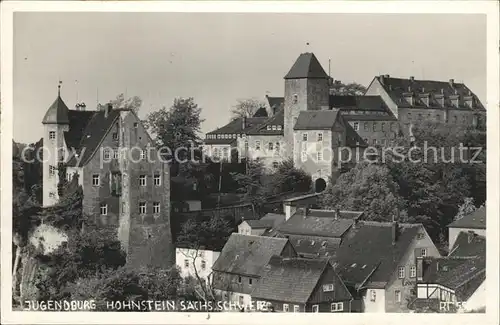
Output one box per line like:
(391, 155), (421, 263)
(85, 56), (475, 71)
(41, 88), (174, 269)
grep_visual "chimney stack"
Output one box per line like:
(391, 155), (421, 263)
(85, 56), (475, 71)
(105, 103), (112, 118)
(391, 220), (399, 245)
(335, 207), (340, 220)
(242, 117), (246, 130)
(449, 79), (455, 87)
(380, 75), (385, 85)
(303, 205), (310, 218)
(409, 76), (415, 82)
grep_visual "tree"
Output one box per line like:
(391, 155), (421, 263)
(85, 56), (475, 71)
(176, 216), (233, 302)
(454, 197), (477, 221)
(109, 93), (142, 113)
(319, 162), (402, 222)
(329, 81), (367, 96)
(231, 160), (267, 213)
(266, 158), (312, 196)
(230, 98), (267, 120)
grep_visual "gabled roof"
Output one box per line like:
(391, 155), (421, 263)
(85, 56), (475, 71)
(246, 108), (284, 135)
(331, 95), (398, 122)
(42, 95), (70, 124)
(251, 256), (340, 304)
(276, 208), (355, 238)
(266, 96), (284, 111)
(335, 221), (422, 287)
(287, 234), (341, 259)
(245, 213), (286, 229)
(284, 53), (329, 80)
(448, 206), (486, 230)
(212, 234), (290, 277)
(252, 106), (269, 118)
(449, 232), (486, 258)
(374, 75), (486, 111)
(205, 117), (268, 144)
(293, 110), (339, 130)
(66, 109), (122, 167)
(63, 110), (95, 150)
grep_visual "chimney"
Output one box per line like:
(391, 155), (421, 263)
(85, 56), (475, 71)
(409, 76), (415, 82)
(449, 79), (455, 87)
(303, 205), (310, 218)
(391, 221), (399, 245)
(80, 102), (86, 111)
(335, 207), (340, 220)
(105, 103), (112, 118)
(416, 257), (424, 281)
(380, 75), (385, 85)
(385, 74), (390, 78)
(242, 117), (246, 130)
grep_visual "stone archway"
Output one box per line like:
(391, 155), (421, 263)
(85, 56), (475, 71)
(314, 178), (327, 193)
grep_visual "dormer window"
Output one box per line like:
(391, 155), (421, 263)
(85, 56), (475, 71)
(293, 94), (298, 104)
(277, 125), (282, 131)
(272, 125), (277, 131)
(267, 125), (272, 131)
(450, 95), (460, 108)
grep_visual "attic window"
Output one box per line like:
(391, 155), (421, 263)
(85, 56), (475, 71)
(311, 240), (315, 245)
(277, 125), (282, 131)
(361, 264), (367, 269)
(351, 263), (357, 268)
(267, 125), (272, 130)
(272, 125), (277, 131)
(321, 241), (327, 247)
(297, 239), (302, 245)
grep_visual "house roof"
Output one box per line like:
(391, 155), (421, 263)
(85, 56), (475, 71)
(284, 53), (329, 80)
(335, 221), (422, 288)
(449, 232), (486, 258)
(448, 206), (486, 229)
(286, 234), (341, 259)
(276, 208), (355, 238)
(63, 110), (96, 150)
(374, 75), (486, 111)
(293, 110), (340, 130)
(245, 219), (275, 229)
(266, 96), (284, 111)
(331, 95), (398, 122)
(212, 234), (290, 277)
(66, 109), (122, 167)
(42, 95), (70, 124)
(251, 256), (338, 304)
(246, 108), (284, 135)
(252, 106), (269, 118)
(421, 256), (485, 301)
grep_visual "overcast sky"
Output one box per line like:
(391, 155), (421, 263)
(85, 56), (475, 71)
(13, 13), (486, 144)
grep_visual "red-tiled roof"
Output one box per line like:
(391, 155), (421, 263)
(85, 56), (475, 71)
(284, 53), (329, 80)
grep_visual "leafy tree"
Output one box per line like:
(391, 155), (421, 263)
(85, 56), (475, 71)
(230, 98), (267, 120)
(231, 160), (267, 212)
(454, 197), (478, 221)
(266, 158), (312, 196)
(329, 81), (367, 96)
(109, 93), (142, 113)
(319, 161), (401, 222)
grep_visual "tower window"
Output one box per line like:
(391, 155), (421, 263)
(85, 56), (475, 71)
(139, 202), (147, 214)
(353, 122), (359, 131)
(100, 203), (108, 216)
(112, 132), (118, 140)
(139, 175), (147, 186)
(154, 174), (161, 186)
(272, 125), (277, 131)
(317, 132), (323, 142)
(49, 165), (56, 176)
(103, 149), (111, 160)
(140, 149), (146, 160)
(153, 202), (160, 214)
(277, 125), (282, 131)
(317, 152), (323, 161)
(92, 174), (100, 186)
(49, 131), (56, 140)
(293, 94), (298, 104)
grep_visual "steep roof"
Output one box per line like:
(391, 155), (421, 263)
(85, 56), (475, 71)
(331, 95), (398, 122)
(266, 96), (284, 111)
(374, 75), (486, 111)
(205, 117), (268, 144)
(284, 53), (329, 80)
(449, 232), (486, 258)
(246, 108), (284, 135)
(251, 256), (337, 304)
(66, 109), (122, 167)
(276, 208), (355, 238)
(42, 95), (70, 124)
(293, 110), (339, 130)
(212, 234), (290, 277)
(245, 213), (286, 229)
(63, 110), (95, 150)
(287, 235), (341, 259)
(335, 221), (422, 288)
(448, 206), (486, 229)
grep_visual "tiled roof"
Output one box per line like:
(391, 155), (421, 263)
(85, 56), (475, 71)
(208, 117), (268, 135)
(294, 110), (339, 130)
(276, 208), (355, 238)
(252, 106), (269, 118)
(449, 232), (486, 258)
(251, 256), (337, 304)
(66, 109), (121, 167)
(42, 95), (70, 124)
(63, 110), (95, 150)
(212, 234), (290, 277)
(375, 75), (486, 111)
(421, 256), (485, 301)
(245, 219), (275, 229)
(332, 95), (398, 122)
(266, 96), (284, 111)
(448, 206), (486, 229)
(246, 108), (284, 135)
(203, 138), (237, 145)
(284, 53), (329, 80)
(287, 235), (341, 259)
(335, 221), (421, 287)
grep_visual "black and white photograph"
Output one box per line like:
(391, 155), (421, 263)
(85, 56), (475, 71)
(1, 1), (499, 324)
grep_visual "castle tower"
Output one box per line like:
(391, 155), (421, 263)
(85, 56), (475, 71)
(283, 53), (330, 158)
(41, 84), (70, 207)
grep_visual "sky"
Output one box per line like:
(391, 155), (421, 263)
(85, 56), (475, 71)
(13, 13), (486, 144)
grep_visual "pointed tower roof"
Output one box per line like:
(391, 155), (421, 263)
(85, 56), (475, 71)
(42, 86), (70, 124)
(284, 52), (329, 79)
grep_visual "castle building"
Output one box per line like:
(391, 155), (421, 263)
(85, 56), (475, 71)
(41, 87), (174, 269)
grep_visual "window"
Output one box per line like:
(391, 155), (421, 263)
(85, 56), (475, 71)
(323, 284), (334, 292)
(272, 125), (277, 131)
(255, 141), (261, 150)
(277, 125), (282, 131)
(139, 202), (147, 214)
(112, 149), (119, 159)
(213, 148), (220, 157)
(248, 278), (253, 285)
(133, 122), (138, 128)
(112, 132), (118, 140)
(317, 132), (323, 141)
(293, 305), (300, 313)
(238, 276), (242, 284)
(238, 296), (244, 305)
(92, 174), (100, 186)
(330, 302), (343, 312)
(153, 202), (160, 214)
(201, 260), (206, 270)
(222, 147), (228, 158)
(301, 152), (307, 162)
(417, 233), (424, 240)
(372, 122), (377, 132)
(100, 203), (108, 216)
(103, 149), (111, 160)
(268, 142), (274, 151)
(353, 122), (359, 131)
(49, 165), (56, 176)
(398, 266), (405, 279)
(139, 175), (147, 186)
(293, 94), (298, 104)
(317, 152), (323, 161)
(421, 248), (427, 257)
(154, 174), (161, 186)
(266, 125), (271, 131)
(302, 133), (308, 141)
(364, 122), (369, 131)
(272, 161), (279, 169)
(283, 304), (289, 312)
(370, 290), (376, 302)
(184, 259), (189, 268)
(140, 149), (146, 160)
(410, 266), (416, 278)
(49, 192), (56, 198)
(49, 131), (56, 140)
(395, 290), (402, 303)
(373, 139), (378, 145)
(275, 142), (280, 152)
(312, 305), (319, 313)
